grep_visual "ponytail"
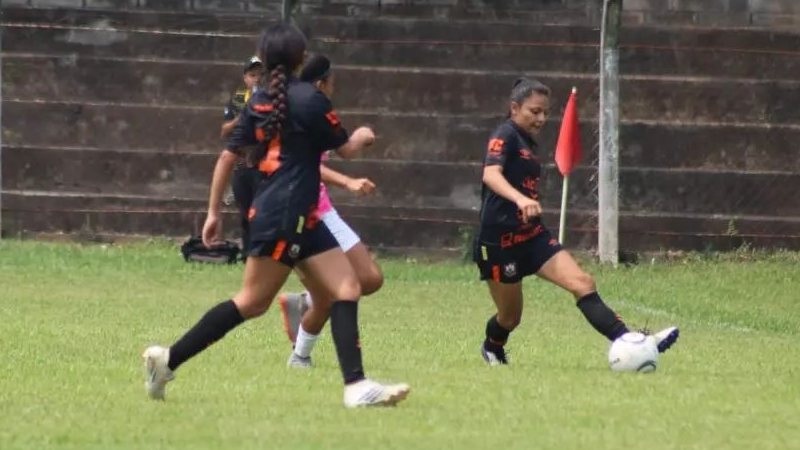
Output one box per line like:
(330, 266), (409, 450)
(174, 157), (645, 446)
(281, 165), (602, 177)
(249, 65), (289, 167)
(247, 22), (306, 166)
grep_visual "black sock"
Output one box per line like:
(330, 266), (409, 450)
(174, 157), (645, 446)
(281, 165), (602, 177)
(168, 300), (245, 371)
(330, 301), (365, 384)
(576, 292), (629, 341)
(484, 315), (511, 352)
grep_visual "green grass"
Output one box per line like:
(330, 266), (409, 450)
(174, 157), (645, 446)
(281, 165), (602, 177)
(1, 239), (798, 450)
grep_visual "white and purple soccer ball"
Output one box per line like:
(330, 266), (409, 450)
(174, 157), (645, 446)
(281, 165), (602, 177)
(608, 332), (659, 373)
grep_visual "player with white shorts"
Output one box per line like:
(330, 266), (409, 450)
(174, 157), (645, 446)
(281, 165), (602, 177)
(277, 55), (384, 368)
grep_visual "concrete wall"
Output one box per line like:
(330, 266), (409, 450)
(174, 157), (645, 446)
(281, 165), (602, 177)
(2, 2), (799, 254)
(3, 0), (800, 27)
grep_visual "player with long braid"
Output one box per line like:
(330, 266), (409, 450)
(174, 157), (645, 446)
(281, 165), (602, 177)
(142, 23), (410, 408)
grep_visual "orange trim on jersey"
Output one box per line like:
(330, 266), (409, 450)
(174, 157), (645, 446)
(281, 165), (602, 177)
(491, 265), (501, 282)
(325, 111), (341, 127)
(252, 104), (274, 113)
(305, 205), (321, 229)
(272, 240), (287, 261)
(255, 128), (266, 142)
(258, 136), (282, 175)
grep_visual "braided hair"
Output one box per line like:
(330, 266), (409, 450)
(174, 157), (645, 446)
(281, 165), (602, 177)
(247, 23), (307, 167)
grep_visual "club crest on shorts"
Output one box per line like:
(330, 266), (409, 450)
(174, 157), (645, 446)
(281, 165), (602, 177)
(503, 262), (517, 278)
(288, 244), (301, 259)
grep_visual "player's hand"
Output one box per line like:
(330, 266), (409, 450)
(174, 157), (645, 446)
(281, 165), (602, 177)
(352, 127), (376, 148)
(516, 197), (542, 223)
(346, 178), (377, 196)
(202, 213), (224, 248)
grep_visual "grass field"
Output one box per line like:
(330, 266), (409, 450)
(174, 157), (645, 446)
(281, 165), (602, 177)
(1, 239), (798, 450)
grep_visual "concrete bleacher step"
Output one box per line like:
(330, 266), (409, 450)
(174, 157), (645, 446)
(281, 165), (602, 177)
(2, 6), (277, 32)
(4, 20), (800, 79)
(4, 145), (799, 218)
(5, 7), (800, 52)
(4, 190), (799, 252)
(5, 55), (800, 124)
(5, 99), (800, 172)
(3, 5), (799, 251)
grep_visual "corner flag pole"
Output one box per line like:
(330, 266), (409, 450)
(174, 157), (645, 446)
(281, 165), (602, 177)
(559, 168), (570, 244)
(555, 86), (582, 245)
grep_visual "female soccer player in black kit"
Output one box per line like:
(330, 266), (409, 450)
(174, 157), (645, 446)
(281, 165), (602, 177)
(474, 78), (679, 365)
(142, 23), (409, 408)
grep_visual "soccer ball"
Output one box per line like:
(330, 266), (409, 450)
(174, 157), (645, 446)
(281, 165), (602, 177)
(608, 332), (658, 373)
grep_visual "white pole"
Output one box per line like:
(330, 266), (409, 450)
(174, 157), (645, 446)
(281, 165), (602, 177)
(599, 0), (621, 266)
(0, 24), (4, 240)
(559, 176), (569, 244)
(282, 0), (298, 23)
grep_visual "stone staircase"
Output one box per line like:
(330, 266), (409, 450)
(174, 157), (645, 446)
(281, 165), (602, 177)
(2, 2), (799, 254)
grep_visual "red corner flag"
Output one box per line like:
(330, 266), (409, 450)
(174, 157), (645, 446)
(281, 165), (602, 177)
(555, 88), (582, 176)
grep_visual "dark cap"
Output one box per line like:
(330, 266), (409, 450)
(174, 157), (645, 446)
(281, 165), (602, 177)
(243, 55), (263, 73)
(300, 54), (331, 83)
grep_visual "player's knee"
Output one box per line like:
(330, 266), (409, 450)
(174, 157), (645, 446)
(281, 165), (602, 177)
(311, 299), (332, 316)
(572, 272), (596, 298)
(233, 293), (270, 319)
(334, 276), (362, 301)
(359, 267), (384, 296)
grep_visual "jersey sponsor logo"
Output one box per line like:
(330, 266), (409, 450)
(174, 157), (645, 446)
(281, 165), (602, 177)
(487, 138), (505, 157)
(500, 224), (544, 248)
(519, 148), (534, 160)
(522, 176), (539, 193)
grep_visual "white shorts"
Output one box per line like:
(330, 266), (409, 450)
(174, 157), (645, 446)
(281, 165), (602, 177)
(321, 208), (361, 252)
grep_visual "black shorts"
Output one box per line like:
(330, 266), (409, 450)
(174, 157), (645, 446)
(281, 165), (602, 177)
(473, 224), (562, 284)
(231, 166), (262, 253)
(248, 221), (338, 268)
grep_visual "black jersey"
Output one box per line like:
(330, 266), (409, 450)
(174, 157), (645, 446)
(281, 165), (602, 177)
(479, 119), (542, 231)
(227, 78), (349, 242)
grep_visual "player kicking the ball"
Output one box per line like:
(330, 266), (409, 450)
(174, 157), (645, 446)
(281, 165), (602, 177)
(472, 78), (679, 366)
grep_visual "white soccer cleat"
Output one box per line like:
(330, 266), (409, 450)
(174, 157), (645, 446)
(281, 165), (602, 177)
(142, 345), (175, 400)
(653, 326), (680, 353)
(287, 352), (313, 369)
(343, 379), (411, 408)
(278, 293), (308, 344)
(481, 343), (509, 366)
